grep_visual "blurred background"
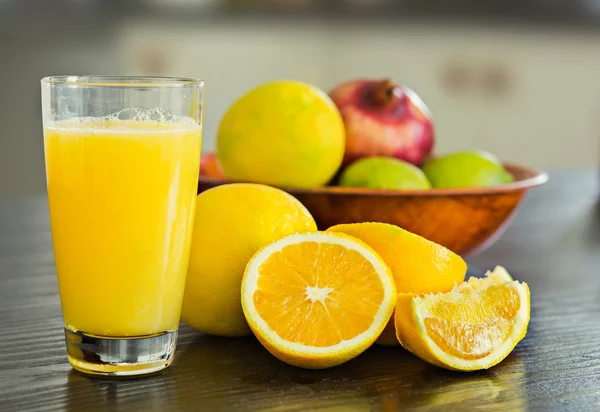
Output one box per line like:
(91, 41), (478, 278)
(1, 0), (599, 195)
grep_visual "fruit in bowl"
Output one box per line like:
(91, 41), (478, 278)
(339, 156), (431, 190)
(329, 78), (434, 166)
(199, 153), (225, 180)
(334, 150), (515, 191)
(423, 150), (514, 189)
(216, 80), (345, 188)
(200, 77), (547, 255)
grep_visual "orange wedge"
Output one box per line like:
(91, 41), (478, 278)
(241, 231), (396, 369)
(395, 266), (530, 371)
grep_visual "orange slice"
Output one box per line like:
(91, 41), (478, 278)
(241, 231), (396, 369)
(327, 222), (467, 345)
(395, 266), (530, 371)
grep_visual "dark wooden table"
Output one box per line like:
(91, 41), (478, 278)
(1, 171), (599, 411)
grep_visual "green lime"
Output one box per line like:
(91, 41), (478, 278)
(422, 151), (514, 189)
(339, 157), (431, 190)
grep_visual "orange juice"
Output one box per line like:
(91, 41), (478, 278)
(44, 116), (201, 337)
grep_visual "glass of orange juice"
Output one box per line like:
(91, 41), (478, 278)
(41, 76), (203, 377)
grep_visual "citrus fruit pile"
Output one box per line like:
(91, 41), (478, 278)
(182, 183), (530, 371)
(208, 78), (515, 191)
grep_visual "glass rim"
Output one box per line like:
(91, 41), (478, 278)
(41, 75), (204, 88)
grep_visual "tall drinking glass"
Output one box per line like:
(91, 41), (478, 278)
(41, 76), (203, 377)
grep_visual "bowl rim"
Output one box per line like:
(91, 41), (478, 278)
(199, 161), (549, 197)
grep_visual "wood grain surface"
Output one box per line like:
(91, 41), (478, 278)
(1, 171), (599, 411)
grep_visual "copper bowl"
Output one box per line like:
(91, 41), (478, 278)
(198, 163), (548, 256)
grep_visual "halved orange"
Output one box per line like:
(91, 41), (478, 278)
(241, 231), (396, 369)
(395, 266), (530, 371)
(327, 222), (467, 345)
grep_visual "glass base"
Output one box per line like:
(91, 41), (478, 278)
(65, 328), (177, 377)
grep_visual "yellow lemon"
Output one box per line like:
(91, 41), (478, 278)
(327, 222), (467, 345)
(217, 80), (345, 188)
(181, 183), (317, 337)
(395, 267), (530, 371)
(241, 231), (396, 369)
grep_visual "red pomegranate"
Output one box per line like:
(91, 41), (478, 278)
(329, 78), (434, 166)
